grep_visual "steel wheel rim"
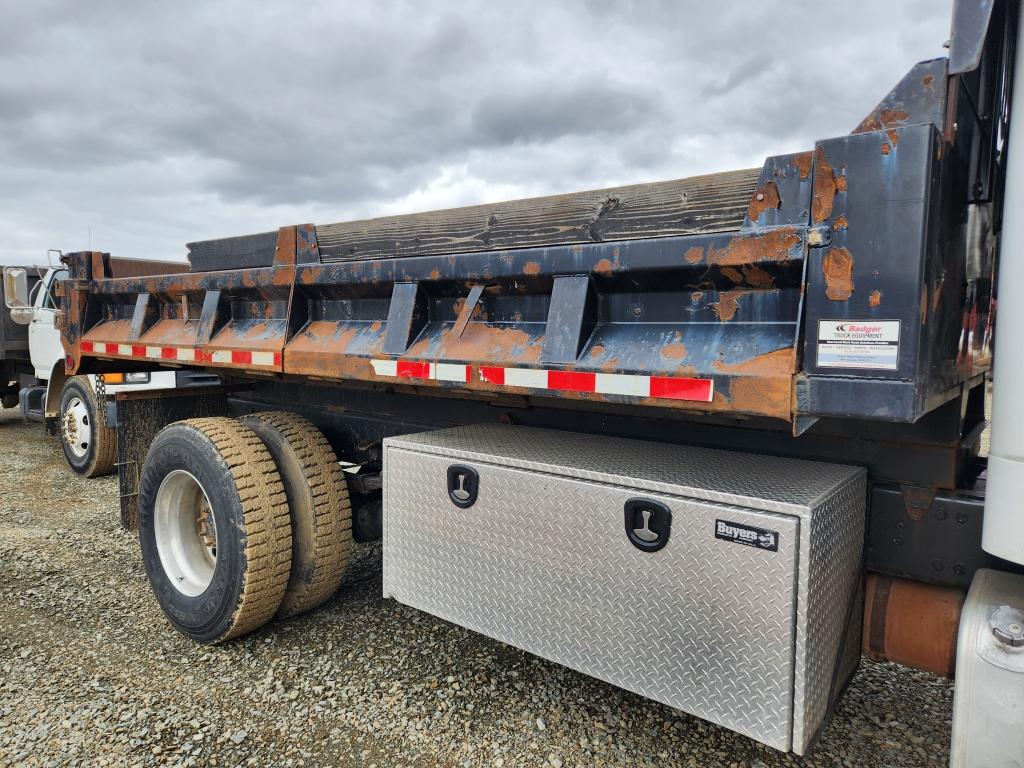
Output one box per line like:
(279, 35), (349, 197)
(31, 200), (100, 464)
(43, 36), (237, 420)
(154, 470), (218, 597)
(62, 396), (90, 458)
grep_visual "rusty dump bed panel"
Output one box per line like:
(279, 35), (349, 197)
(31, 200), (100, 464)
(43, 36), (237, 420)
(63, 43), (1001, 429)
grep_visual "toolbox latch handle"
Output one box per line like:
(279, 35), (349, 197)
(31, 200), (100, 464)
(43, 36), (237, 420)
(447, 465), (480, 508)
(624, 499), (672, 552)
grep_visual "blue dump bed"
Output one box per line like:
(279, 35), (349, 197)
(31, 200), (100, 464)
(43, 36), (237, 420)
(62, 43), (1000, 435)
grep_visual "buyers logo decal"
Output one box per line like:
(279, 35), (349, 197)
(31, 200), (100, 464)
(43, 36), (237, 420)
(715, 519), (779, 552)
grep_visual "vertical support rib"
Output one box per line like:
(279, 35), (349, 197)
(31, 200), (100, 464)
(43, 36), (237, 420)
(541, 275), (597, 364)
(196, 290), (225, 345)
(452, 284), (484, 338)
(128, 293), (157, 342)
(382, 282), (428, 355)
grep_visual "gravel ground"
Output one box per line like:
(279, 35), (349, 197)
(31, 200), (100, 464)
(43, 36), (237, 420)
(0, 406), (955, 767)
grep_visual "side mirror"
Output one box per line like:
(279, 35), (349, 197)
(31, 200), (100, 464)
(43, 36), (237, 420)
(9, 306), (33, 325)
(3, 267), (30, 309)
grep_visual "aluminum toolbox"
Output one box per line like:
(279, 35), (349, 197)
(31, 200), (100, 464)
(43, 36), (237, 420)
(382, 424), (866, 754)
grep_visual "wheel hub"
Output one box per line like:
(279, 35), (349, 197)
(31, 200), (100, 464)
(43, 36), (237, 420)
(61, 396), (91, 459)
(153, 470), (219, 597)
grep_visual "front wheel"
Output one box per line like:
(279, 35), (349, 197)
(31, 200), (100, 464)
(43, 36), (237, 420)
(58, 376), (115, 477)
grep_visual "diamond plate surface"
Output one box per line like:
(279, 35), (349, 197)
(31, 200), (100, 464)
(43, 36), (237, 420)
(385, 424), (861, 517)
(792, 474), (866, 754)
(382, 424), (866, 754)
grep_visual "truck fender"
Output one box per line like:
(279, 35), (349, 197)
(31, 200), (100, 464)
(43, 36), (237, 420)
(42, 359), (68, 435)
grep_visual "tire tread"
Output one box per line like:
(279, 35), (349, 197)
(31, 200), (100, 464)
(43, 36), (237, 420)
(241, 411), (352, 618)
(180, 417), (292, 641)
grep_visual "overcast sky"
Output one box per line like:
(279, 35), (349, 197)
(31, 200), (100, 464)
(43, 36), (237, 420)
(0, 0), (951, 265)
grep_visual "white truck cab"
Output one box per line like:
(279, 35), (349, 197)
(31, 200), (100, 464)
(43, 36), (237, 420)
(3, 264), (213, 477)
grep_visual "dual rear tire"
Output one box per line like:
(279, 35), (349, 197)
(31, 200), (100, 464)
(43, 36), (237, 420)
(137, 413), (352, 643)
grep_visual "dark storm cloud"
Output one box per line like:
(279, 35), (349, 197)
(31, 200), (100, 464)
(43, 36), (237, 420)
(0, 0), (951, 262)
(471, 77), (665, 145)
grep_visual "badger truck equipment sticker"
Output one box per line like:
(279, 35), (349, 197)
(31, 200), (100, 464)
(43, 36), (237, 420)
(816, 319), (900, 371)
(715, 519), (779, 552)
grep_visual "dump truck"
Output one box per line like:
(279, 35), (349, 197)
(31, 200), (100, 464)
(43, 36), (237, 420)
(54, 1), (1024, 763)
(0, 265), (40, 408)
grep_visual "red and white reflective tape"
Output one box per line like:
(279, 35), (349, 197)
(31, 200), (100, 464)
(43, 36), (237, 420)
(370, 359), (471, 382)
(80, 340), (281, 368)
(370, 359), (714, 403)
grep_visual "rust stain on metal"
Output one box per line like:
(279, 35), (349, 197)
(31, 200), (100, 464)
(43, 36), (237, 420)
(285, 349), (378, 382)
(407, 324), (544, 365)
(284, 323), (383, 379)
(720, 266), (744, 284)
(742, 264), (775, 288)
(712, 290), (743, 321)
(707, 227), (801, 267)
(835, 175), (847, 193)
(901, 484), (937, 522)
(856, 108), (910, 133)
(590, 344), (605, 358)
(673, 361), (699, 377)
(812, 146), (837, 223)
(299, 266), (323, 285)
(660, 335), (688, 360)
(271, 227), (297, 286)
(368, 320), (382, 332)
(863, 574), (963, 678)
(869, 290), (882, 308)
(881, 142), (891, 155)
(922, 74), (935, 88)
(684, 246), (704, 264)
(887, 129), (900, 147)
(714, 348), (797, 376)
(690, 291), (704, 302)
(728, 375), (792, 420)
(878, 109), (910, 126)
(792, 152), (813, 180)
(823, 247), (854, 301)
(594, 258), (614, 275)
(523, 261), (541, 276)
(82, 320), (134, 346)
(746, 181), (780, 222)
(210, 321), (283, 352)
(429, 268), (441, 280)
(90, 252), (107, 280)
(833, 215), (849, 231)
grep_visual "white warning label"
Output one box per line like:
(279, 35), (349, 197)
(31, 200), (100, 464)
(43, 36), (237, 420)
(817, 320), (900, 370)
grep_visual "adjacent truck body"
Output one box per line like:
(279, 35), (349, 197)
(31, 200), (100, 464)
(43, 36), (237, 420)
(54, 0), (1024, 763)
(3, 264), (214, 475)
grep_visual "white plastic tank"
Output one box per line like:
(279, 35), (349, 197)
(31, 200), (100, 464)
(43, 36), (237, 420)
(983, 7), (1024, 567)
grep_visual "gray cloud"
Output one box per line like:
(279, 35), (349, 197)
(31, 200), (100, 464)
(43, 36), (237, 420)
(471, 76), (665, 145)
(0, 0), (952, 263)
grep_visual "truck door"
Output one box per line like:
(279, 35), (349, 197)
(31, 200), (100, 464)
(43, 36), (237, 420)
(29, 268), (67, 380)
